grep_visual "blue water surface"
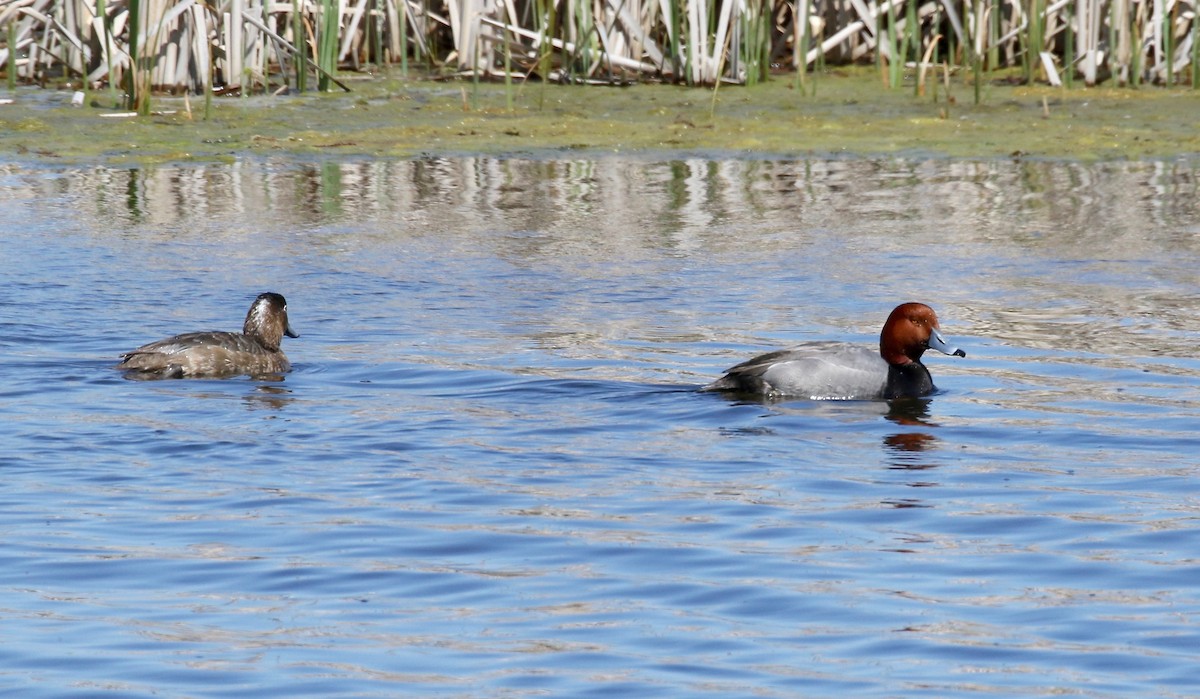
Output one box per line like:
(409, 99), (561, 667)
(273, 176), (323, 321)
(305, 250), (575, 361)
(1, 155), (1199, 697)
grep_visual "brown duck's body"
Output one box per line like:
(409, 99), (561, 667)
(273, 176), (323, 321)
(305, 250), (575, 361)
(118, 292), (298, 379)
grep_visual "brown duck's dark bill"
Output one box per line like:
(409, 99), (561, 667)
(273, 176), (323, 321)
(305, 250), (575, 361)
(286, 323), (300, 338)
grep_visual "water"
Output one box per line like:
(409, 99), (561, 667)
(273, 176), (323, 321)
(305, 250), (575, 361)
(2, 155), (1200, 697)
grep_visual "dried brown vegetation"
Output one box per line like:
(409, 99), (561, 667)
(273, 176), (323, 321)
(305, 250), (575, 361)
(1, 0), (1196, 96)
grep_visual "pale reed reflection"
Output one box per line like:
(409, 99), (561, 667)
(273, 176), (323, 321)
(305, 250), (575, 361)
(3, 158), (1197, 245)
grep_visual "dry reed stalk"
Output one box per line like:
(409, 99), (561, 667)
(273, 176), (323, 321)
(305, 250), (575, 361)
(1, 0), (1197, 94)
(916, 30), (938, 94)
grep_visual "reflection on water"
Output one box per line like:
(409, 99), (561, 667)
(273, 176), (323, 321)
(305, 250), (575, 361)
(883, 398), (940, 471)
(1, 154), (1200, 697)
(8, 156), (1199, 242)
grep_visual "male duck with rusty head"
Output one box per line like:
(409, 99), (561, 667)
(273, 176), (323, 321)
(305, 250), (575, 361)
(705, 302), (966, 400)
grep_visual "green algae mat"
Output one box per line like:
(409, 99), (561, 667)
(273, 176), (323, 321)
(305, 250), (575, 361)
(2, 70), (1198, 164)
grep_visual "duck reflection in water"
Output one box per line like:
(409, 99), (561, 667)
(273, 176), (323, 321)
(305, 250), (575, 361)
(883, 398), (940, 471)
(243, 385), (294, 411)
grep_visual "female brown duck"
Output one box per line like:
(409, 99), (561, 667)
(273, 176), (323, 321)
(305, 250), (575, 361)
(118, 292), (299, 379)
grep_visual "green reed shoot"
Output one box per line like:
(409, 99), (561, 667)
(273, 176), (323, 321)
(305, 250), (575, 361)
(988, 0), (999, 70)
(318, 0), (339, 91)
(888, 0), (902, 88)
(1024, 0), (1045, 83)
(944, 3), (956, 73)
(125, 0), (139, 109)
(204, 47), (213, 119)
(569, 0), (594, 79)
(504, 23), (513, 111)
(471, 31), (480, 109)
(682, 1), (695, 86)
(669, 0), (682, 80)
(6, 21), (15, 90)
(293, 0), (307, 91)
(794, 0), (809, 91)
(756, 0), (772, 84)
(973, 52), (981, 102)
(742, 0), (771, 85)
(1192, 8), (1198, 88)
(965, 0), (982, 102)
(1063, 5), (1073, 88)
(1129, 19), (1142, 86)
(536, 0), (555, 79)
(370, 0), (383, 72)
(124, 0), (154, 114)
(905, 0), (918, 95)
(535, 0), (556, 105)
(813, 20), (825, 96)
(759, 10), (772, 85)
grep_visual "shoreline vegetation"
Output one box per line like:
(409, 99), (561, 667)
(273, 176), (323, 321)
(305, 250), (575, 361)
(2, 72), (1198, 163)
(0, 0), (1197, 114)
(2, 2), (1197, 164)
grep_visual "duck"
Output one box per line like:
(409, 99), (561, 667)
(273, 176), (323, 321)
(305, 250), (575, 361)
(117, 292), (299, 379)
(705, 302), (966, 400)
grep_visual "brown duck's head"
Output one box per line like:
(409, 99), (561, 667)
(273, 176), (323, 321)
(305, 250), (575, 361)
(244, 292), (299, 350)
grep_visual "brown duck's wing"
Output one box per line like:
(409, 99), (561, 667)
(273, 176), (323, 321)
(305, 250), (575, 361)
(118, 331), (265, 376)
(120, 331), (251, 360)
